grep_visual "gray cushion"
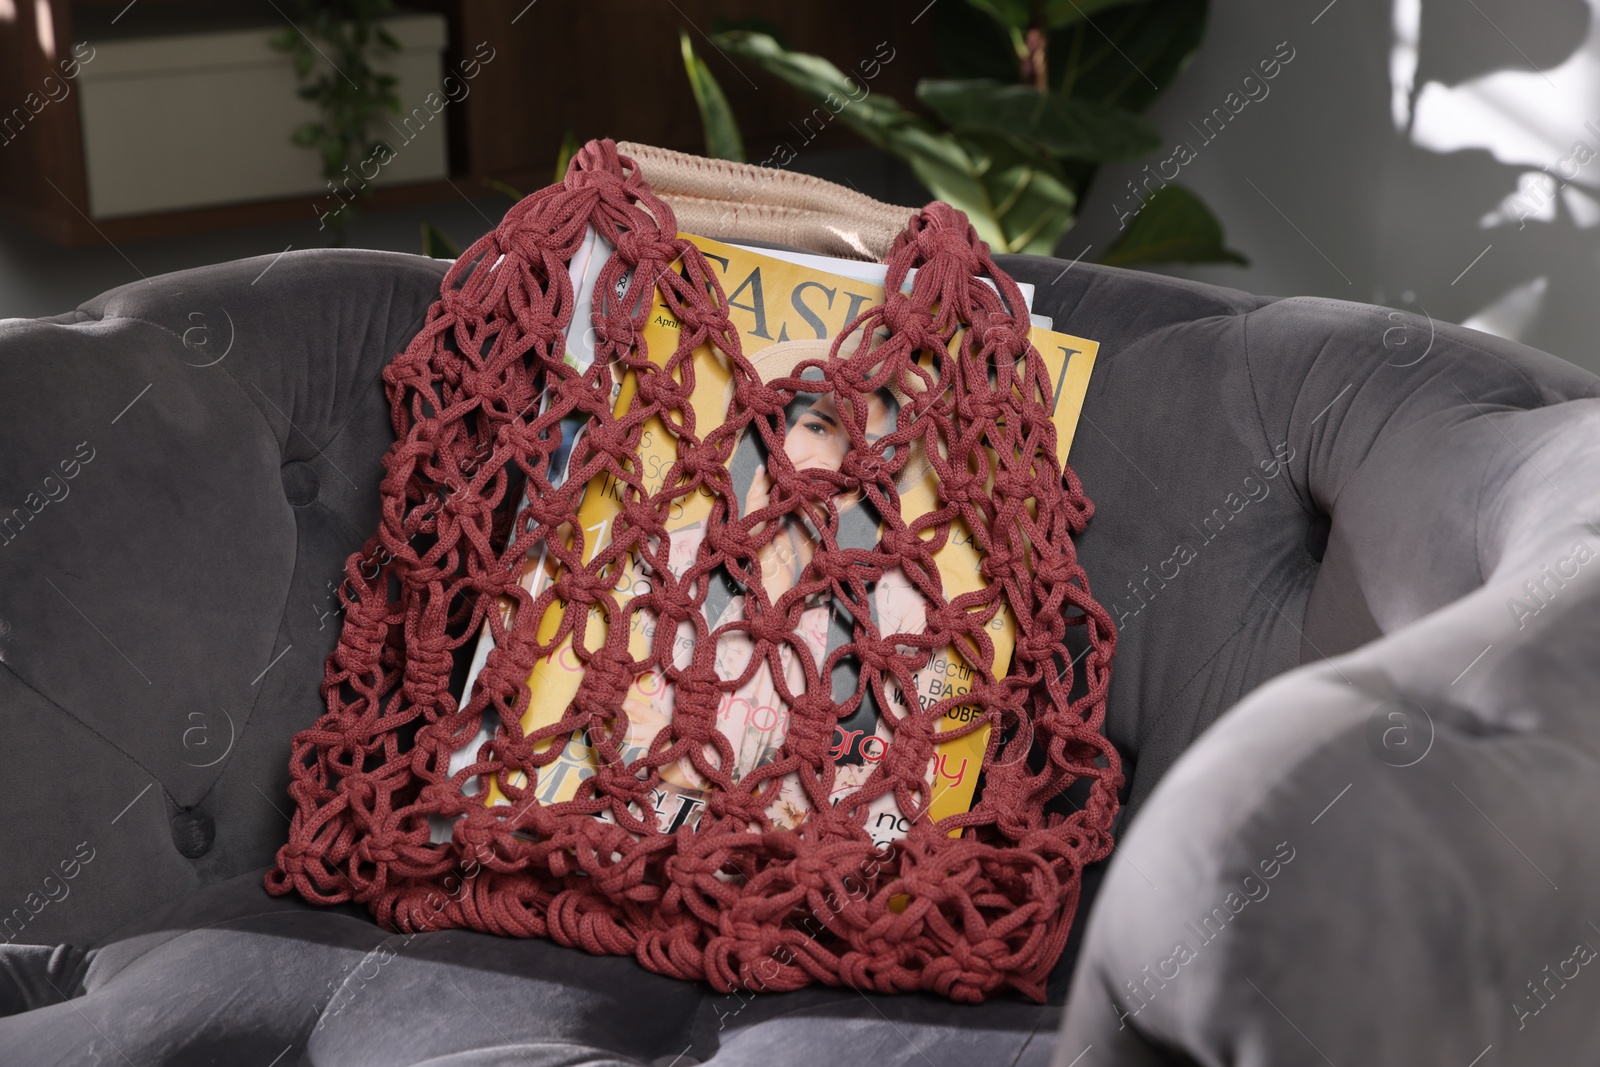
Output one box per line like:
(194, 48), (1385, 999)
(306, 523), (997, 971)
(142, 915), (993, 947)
(0, 243), (1595, 1065)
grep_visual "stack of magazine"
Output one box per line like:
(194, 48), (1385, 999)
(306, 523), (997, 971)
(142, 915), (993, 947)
(433, 232), (1097, 848)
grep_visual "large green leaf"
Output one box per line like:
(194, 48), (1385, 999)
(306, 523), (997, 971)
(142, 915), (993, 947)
(708, 16), (788, 49)
(715, 31), (1074, 255)
(963, 0), (1031, 32)
(1050, 0), (1209, 111)
(713, 31), (957, 171)
(967, 0), (1141, 32)
(1041, 0), (1150, 29)
(931, 1), (1018, 81)
(679, 29), (746, 163)
(960, 135), (1079, 254)
(714, 32), (883, 122)
(1098, 183), (1246, 266)
(918, 79), (1159, 161)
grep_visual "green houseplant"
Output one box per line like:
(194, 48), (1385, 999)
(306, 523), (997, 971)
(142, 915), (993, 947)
(713, 0), (1244, 265)
(421, 4), (1240, 269)
(272, 0), (402, 242)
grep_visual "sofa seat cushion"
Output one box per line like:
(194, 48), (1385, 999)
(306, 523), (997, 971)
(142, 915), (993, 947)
(0, 871), (1058, 1066)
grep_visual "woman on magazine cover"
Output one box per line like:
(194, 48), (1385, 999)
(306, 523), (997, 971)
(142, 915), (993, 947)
(622, 338), (926, 832)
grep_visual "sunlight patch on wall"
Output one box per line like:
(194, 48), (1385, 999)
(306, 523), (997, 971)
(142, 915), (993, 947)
(1562, 183), (1600, 225)
(1390, 0), (1421, 130)
(1406, 0), (1600, 170)
(1479, 172), (1561, 227)
(1462, 275), (1550, 340)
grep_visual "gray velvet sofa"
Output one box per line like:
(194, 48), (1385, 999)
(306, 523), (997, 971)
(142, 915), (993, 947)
(0, 239), (1596, 1066)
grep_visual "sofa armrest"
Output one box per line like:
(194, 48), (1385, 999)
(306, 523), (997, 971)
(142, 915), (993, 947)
(1057, 399), (1600, 1064)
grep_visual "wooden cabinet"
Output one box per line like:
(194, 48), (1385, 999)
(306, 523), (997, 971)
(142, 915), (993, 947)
(0, 0), (92, 243)
(410, 0), (936, 190)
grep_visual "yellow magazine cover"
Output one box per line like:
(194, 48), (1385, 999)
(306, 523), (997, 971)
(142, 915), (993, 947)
(476, 235), (1096, 844)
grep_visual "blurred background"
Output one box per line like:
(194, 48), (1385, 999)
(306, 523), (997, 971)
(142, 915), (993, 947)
(1, 0), (1596, 375)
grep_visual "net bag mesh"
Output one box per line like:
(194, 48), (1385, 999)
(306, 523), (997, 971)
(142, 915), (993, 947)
(267, 139), (1121, 1004)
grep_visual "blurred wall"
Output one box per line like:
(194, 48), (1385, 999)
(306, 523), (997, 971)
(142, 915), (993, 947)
(1073, 0), (1600, 376)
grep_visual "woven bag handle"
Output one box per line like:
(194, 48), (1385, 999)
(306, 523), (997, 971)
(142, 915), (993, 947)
(616, 140), (918, 261)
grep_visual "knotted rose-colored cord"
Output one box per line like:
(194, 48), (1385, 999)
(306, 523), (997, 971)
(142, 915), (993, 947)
(267, 139), (1121, 1003)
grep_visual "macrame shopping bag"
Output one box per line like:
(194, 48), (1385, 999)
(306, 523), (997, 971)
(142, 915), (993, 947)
(267, 139), (1121, 1003)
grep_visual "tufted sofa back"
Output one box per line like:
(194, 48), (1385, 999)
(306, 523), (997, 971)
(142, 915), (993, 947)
(1004, 259), (1599, 810)
(0, 251), (443, 948)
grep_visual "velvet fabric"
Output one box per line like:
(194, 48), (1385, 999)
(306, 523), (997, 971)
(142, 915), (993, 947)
(0, 244), (1595, 1065)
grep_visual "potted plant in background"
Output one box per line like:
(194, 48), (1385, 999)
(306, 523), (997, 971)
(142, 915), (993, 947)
(272, 0), (402, 244)
(273, 0), (1240, 268)
(711, 0), (1243, 266)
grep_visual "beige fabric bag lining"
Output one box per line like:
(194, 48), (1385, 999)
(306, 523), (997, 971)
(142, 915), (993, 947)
(617, 141), (919, 263)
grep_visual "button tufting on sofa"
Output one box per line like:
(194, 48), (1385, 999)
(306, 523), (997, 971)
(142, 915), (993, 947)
(1305, 511), (1332, 561)
(169, 807), (215, 859)
(281, 460), (321, 507)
